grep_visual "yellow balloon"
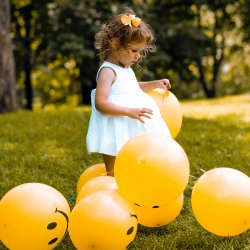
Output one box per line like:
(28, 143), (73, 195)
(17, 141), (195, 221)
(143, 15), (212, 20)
(147, 88), (182, 138)
(191, 168), (250, 236)
(0, 183), (70, 250)
(114, 133), (189, 207)
(77, 163), (107, 193)
(69, 190), (138, 250)
(76, 176), (118, 204)
(133, 194), (184, 227)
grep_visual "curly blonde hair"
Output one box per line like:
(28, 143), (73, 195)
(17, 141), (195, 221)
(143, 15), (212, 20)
(95, 9), (155, 61)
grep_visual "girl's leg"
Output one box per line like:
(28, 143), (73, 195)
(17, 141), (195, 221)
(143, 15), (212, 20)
(102, 154), (116, 176)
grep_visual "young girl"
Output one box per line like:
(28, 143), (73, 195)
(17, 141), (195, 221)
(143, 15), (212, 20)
(86, 9), (172, 176)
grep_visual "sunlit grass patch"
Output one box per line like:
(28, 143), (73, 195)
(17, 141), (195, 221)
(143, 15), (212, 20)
(181, 93), (250, 121)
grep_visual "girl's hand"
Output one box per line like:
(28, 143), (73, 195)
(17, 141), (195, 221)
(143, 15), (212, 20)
(155, 79), (171, 91)
(127, 108), (153, 123)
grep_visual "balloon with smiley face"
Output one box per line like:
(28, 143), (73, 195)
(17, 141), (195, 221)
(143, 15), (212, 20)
(133, 193), (184, 227)
(115, 134), (189, 207)
(0, 183), (70, 250)
(69, 190), (138, 250)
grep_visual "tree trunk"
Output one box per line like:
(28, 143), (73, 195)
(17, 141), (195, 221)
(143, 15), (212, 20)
(22, 5), (32, 110)
(195, 58), (216, 98)
(0, 0), (16, 112)
(79, 57), (98, 104)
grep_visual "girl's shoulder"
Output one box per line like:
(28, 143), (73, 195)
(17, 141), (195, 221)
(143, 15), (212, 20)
(97, 66), (116, 83)
(96, 61), (133, 82)
(100, 61), (132, 72)
(96, 61), (116, 82)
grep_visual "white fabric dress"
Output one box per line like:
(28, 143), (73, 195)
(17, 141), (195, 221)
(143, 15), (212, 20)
(86, 61), (171, 156)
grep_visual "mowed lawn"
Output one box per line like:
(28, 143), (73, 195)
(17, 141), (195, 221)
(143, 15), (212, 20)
(0, 93), (250, 250)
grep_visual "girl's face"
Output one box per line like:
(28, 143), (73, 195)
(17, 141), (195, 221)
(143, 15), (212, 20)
(113, 41), (147, 68)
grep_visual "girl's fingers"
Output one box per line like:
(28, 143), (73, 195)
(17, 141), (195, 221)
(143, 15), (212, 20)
(142, 108), (153, 114)
(131, 108), (153, 122)
(162, 79), (171, 89)
(138, 115), (151, 123)
(138, 117), (145, 123)
(141, 114), (152, 119)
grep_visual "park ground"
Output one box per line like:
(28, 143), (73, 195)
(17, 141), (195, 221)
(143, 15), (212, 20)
(0, 93), (250, 249)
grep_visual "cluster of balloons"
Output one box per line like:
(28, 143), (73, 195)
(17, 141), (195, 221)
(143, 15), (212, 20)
(74, 164), (250, 241)
(1, 89), (249, 249)
(1, 167), (250, 250)
(68, 90), (189, 249)
(112, 89), (187, 227)
(0, 176), (135, 250)
(0, 89), (185, 250)
(71, 164), (137, 250)
(71, 149), (188, 250)
(69, 143), (189, 249)
(148, 89), (250, 237)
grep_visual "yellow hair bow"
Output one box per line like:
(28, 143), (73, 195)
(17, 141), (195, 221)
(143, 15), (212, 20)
(121, 14), (142, 28)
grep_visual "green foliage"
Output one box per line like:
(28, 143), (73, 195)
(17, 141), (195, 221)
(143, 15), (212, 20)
(9, 0), (250, 107)
(32, 58), (81, 106)
(0, 94), (250, 249)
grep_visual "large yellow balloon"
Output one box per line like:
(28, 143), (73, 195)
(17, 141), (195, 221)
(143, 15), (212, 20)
(69, 190), (138, 250)
(191, 168), (250, 236)
(0, 183), (70, 250)
(147, 88), (182, 138)
(76, 176), (118, 203)
(114, 133), (189, 207)
(133, 194), (184, 227)
(77, 163), (107, 193)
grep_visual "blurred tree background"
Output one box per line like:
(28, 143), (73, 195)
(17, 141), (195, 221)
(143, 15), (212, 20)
(1, 0), (250, 111)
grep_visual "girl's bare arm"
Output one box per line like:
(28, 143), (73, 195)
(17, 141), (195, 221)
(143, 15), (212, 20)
(95, 68), (153, 123)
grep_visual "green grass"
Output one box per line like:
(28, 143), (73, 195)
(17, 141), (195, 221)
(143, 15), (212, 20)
(0, 93), (250, 249)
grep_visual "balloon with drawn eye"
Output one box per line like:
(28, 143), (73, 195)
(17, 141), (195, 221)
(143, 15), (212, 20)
(77, 163), (107, 193)
(147, 88), (182, 138)
(133, 193), (184, 227)
(115, 133), (189, 207)
(0, 183), (70, 250)
(76, 176), (118, 204)
(191, 168), (250, 236)
(69, 190), (138, 250)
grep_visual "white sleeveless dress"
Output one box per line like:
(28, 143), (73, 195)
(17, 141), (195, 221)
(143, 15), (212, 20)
(86, 61), (171, 156)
